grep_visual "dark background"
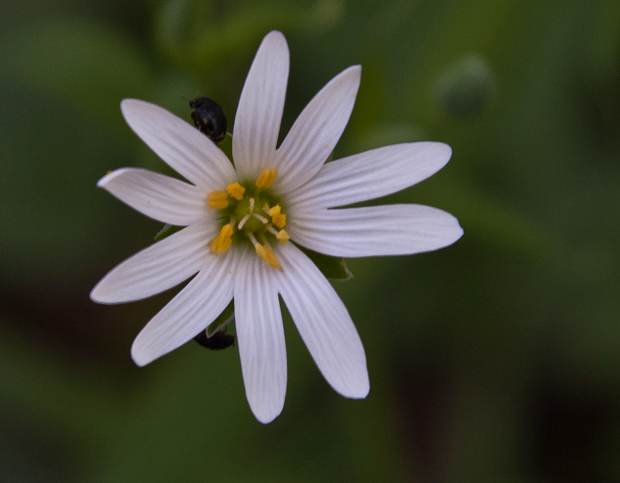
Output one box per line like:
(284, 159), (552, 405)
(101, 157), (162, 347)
(1, 0), (620, 481)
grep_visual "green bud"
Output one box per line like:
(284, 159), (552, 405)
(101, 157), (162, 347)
(435, 53), (496, 117)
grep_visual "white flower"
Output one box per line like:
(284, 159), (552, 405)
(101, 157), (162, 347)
(90, 31), (463, 423)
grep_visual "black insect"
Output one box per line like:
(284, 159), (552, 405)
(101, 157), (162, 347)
(194, 328), (236, 350)
(189, 97), (227, 143)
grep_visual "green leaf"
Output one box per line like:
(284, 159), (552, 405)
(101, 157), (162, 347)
(206, 299), (235, 337)
(154, 224), (184, 241)
(297, 245), (353, 281)
(217, 132), (234, 163)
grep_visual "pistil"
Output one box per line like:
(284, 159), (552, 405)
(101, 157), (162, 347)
(207, 168), (288, 269)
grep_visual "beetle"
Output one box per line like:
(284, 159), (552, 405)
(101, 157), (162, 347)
(194, 328), (236, 350)
(189, 97), (227, 143)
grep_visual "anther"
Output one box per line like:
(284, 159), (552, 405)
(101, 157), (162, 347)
(207, 190), (229, 209)
(268, 205), (286, 228)
(226, 183), (245, 200)
(255, 168), (277, 189)
(254, 243), (281, 269)
(276, 229), (290, 243)
(210, 224), (233, 254)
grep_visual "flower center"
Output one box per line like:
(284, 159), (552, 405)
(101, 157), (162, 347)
(207, 168), (289, 269)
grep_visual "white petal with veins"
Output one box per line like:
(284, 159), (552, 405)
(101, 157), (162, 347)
(98, 167), (208, 225)
(289, 204), (464, 258)
(274, 66), (361, 194)
(90, 218), (217, 304)
(121, 99), (237, 190)
(131, 248), (238, 366)
(233, 31), (289, 181)
(235, 248), (287, 424)
(277, 243), (369, 398)
(288, 142), (452, 209)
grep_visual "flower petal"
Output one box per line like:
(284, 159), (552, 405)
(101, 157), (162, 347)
(276, 243), (369, 398)
(131, 248), (238, 366)
(234, 248), (287, 424)
(90, 219), (217, 304)
(232, 31), (289, 181)
(274, 65), (361, 194)
(287, 142), (452, 209)
(121, 99), (237, 190)
(97, 167), (208, 225)
(288, 205), (464, 258)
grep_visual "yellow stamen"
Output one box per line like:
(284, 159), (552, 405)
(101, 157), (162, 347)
(254, 243), (281, 269)
(276, 229), (290, 243)
(255, 168), (277, 189)
(226, 183), (245, 200)
(272, 213), (286, 228)
(268, 205), (286, 228)
(210, 224), (233, 254)
(268, 205), (281, 217)
(207, 190), (229, 209)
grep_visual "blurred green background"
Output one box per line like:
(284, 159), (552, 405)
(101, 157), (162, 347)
(1, 0), (620, 481)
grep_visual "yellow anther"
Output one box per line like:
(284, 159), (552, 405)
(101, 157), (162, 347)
(254, 243), (281, 269)
(207, 190), (229, 209)
(210, 224), (233, 254)
(226, 183), (245, 200)
(272, 212), (286, 228)
(268, 205), (287, 228)
(268, 205), (282, 217)
(255, 168), (277, 189)
(276, 229), (290, 244)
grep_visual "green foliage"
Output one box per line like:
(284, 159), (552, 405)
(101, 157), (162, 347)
(1, 0), (620, 481)
(297, 245), (353, 281)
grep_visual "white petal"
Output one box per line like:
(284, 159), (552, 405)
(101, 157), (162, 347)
(121, 99), (237, 190)
(90, 219), (217, 304)
(131, 248), (238, 366)
(276, 243), (369, 398)
(232, 31), (289, 181)
(274, 66), (361, 194)
(235, 248), (287, 424)
(288, 205), (464, 258)
(287, 142), (452, 209)
(97, 167), (207, 225)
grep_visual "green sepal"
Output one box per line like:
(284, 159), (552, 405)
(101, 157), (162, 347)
(154, 224), (183, 241)
(218, 132), (234, 164)
(206, 299), (235, 337)
(297, 245), (353, 281)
